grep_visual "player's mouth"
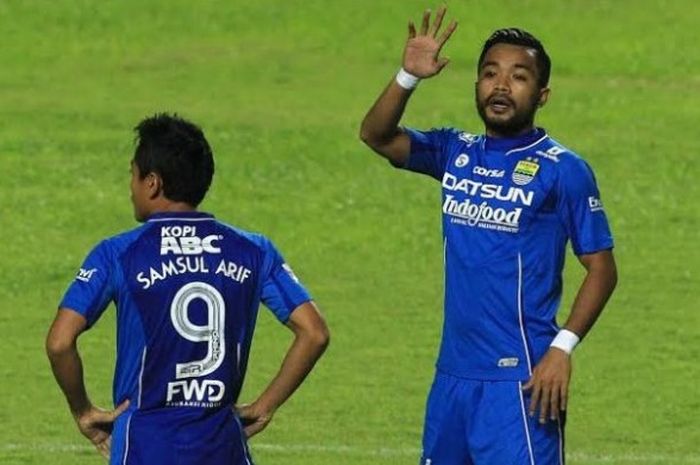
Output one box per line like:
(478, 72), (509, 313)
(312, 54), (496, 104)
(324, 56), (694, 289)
(487, 95), (515, 114)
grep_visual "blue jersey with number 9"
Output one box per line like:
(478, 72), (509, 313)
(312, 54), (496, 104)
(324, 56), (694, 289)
(60, 211), (311, 465)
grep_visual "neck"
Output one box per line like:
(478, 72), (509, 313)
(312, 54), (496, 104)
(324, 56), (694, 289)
(485, 124), (536, 138)
(147, 199), (197, 216)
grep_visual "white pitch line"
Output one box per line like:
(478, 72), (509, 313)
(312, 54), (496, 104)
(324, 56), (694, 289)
(2, 442), (700, 464)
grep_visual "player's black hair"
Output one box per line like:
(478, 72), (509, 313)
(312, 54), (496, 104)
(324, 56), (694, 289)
(478, 28), (551, 88)
(133, 113), (214, 207)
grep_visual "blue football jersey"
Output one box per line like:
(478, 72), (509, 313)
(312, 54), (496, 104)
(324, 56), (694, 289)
(402, 127), (613, 381)
(60, 211), (311, 464)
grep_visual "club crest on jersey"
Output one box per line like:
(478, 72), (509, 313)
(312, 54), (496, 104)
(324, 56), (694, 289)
(512, 158), (539, 186)
(455, 153), (470, 168)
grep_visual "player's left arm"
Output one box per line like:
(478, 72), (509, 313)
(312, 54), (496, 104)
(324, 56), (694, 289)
(46, 308), (130, 458)
(523, 249), (617, 423)
(236, 301), (329, 438)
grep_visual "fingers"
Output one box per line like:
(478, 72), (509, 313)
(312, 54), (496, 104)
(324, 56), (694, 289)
(526, 380), (568, 422)
(437, 20), (458, 48)
(111, 399), (130, 419)
(528, 381), (541, 418)
(420, 9), (431, 35)
(560, 383), (569, 412)
(549, 387), (560, 421)
(538, 387), (551, 424)
(408, 21), (416, 39)
(244, 423), (260, 439)
(244, 420), (268, 439)
(95, 438), (110, 459)
(430, 6), (446, 37)
(235, 403), (253, 419)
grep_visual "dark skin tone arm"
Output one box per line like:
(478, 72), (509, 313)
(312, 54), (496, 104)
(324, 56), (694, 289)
(236, 301), (329, 438)
(523, 249), (617, 423)
(46, 309), (130, 459)
(359, 7), (457, 166)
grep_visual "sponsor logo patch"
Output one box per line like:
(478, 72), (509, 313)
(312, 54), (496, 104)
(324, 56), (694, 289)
(458, 132), (479, 146)
(588, 196), (604, 212)
(473, 166), (505, 178)
(160, 225), (222, 256)
(441, 172), (535, 233)
(497, 357), (519, 368)
(535, 146), (565, 163)
(76, 268), (98, 283)
(282, 263), (300, 283)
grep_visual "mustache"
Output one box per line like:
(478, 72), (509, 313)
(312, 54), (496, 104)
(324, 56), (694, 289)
(486, 94), (516, 107)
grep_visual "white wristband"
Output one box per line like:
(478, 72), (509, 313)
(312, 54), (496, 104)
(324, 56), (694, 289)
(550, 329), (580, 355)
(396, 68), (420, 90)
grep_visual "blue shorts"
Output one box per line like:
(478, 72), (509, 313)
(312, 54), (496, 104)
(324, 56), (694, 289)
(111, 407), (255, 465)
(421, 371), (565, 465)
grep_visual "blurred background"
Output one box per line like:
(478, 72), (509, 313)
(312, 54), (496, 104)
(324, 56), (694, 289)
(1, 1), (698, 464)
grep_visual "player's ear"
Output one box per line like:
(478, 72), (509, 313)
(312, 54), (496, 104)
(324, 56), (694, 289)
(537, 87), (550, 108)
(146, 172), (162, 199)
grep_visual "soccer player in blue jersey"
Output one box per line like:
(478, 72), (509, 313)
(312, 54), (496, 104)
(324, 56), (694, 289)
(360, 6), (617, 465)
(46, 114), (329, 464)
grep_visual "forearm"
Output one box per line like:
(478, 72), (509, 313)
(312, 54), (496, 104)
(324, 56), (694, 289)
(360, 78), (413, 145)
(562, 253), (617, 339)
(253, 331), (328, 413)
(47, 343), (92, 417)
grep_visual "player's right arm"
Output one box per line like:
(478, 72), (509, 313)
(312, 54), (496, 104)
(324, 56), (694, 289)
(359, 6), (457, 166)
(46, 308), (130, 459)
(46, 241), (129, 458)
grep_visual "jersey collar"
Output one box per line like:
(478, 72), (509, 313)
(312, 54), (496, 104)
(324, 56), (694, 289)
(146, 211), (215, 222)
(483, 127), (548, 154)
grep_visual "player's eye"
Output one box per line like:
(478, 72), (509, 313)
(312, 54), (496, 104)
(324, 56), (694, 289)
(513, 74), (528, 81)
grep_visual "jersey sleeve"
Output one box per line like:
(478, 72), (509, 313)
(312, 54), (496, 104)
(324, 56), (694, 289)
(59, 240), (115, 327)
(259, 239), (312, 323)
(556, 156), (614, 255)
(401, 127), (453, 180)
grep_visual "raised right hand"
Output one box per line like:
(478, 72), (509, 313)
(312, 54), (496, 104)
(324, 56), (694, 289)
(403, 6), (458, 78)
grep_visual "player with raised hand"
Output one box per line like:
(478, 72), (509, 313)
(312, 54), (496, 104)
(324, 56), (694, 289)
(46, 113), (329, 465)
(360, 6), (617, 465)
(361, 7), (457, 165)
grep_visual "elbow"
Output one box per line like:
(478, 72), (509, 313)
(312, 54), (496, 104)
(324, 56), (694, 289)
(45, 329), (74, 361)
(359, 121), (384, 150)
(313, 324), (330, 353)
(359, 124), (373, 147)
(307, 320), (330, 355)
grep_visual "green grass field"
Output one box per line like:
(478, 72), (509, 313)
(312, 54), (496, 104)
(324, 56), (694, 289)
(1, 1), (699, 464)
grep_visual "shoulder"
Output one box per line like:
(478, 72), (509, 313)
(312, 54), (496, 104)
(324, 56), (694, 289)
(406, 127), (482, 146)
(215, 221), (274, 253)
(97, 223), (152, 258)
(533, 135), (595, 174)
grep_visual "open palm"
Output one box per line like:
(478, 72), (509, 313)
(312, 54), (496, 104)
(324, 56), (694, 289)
(403, 7), (457, 78)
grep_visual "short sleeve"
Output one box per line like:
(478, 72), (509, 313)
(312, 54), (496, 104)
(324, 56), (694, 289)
(401, 127), (454, 180)
(59, 241), (115, 327)
(556, 157), (614, 255)
(260, 239), (312, 323)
